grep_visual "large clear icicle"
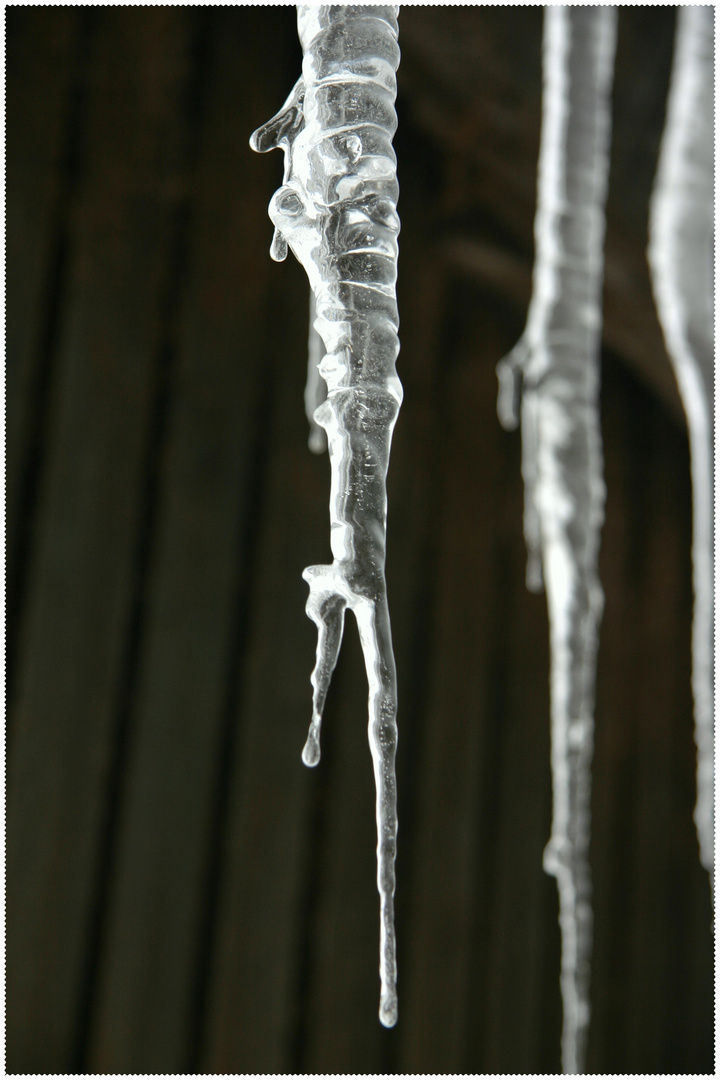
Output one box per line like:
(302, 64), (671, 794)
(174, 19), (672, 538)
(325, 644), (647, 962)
(648, 6), (715, 893)
(250, 5), (402, 1028)
(496, 8), (616, 1073)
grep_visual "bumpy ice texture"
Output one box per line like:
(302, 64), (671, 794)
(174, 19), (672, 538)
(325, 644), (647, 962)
(648, 6), (715, 894)
(496, 8), (616, 1073)
(250, 4), (402, 1028)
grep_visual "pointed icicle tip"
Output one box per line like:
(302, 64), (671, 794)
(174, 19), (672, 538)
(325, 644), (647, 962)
(379, 991), (398, 1028)
(302, 720), (321, 767)
(302, 737), (320, 768)
(249, 77), (306, 155)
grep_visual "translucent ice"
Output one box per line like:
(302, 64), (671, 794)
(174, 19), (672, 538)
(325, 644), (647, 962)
(648, 5), (715, 894)
(251, 4), (402, 1028)
(305, 291), (328, 454)
(496, 8), (616, 1073)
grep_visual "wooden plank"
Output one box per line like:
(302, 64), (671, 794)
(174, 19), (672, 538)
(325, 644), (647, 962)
(6, 10), (195, 1072)
(198, 274), (327, 1072)
(398, 6), (542, 258)
(623, 415), (689, 1071)
(466, 422), (558, 1074)
(622, 393), (713, 1072)
(674, 823), (715, 1072)
(585, 355), (643, 1072)
(603, 8), (679, 422)
(84, 9), (299, 1072)
(6, 6), (83, 678)
(393, 277), (517, 1072)
(589, 357), (713, 1072)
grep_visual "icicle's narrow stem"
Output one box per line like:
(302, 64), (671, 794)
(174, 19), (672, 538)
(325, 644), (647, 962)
(250, 5), (402, 1027)
(648, 6), (715, 896)
(497, 8), (616, 1072)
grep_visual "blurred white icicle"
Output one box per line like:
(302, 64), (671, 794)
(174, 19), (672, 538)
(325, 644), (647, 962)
(648, 6), (715, 893)
(250, 5), (402, 1027)
(496, 7), (616, 1073)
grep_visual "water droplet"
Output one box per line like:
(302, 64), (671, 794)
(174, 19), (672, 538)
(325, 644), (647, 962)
(270, 227), (288, 262)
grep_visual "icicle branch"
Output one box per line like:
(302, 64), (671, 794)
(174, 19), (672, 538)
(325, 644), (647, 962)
(648, 6), (715, 892)
(497, 7), (617, 1072)
(250, 4), (402, 1028)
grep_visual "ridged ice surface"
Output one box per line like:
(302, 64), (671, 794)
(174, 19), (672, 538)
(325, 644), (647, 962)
(496, 8), (616, 1073)
(648, 6), (715, 894)
(250, 4), (402, 1028)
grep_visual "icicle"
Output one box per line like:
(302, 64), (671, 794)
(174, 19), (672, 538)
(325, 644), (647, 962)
(250, 4), (402, 1028)
(647, 6), (715, 896)
(496, 8), (616, 1073)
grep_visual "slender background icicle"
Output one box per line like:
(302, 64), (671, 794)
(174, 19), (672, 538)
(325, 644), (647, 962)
(496, 7), (616, 1073)
(250, 4), (402, 1028)
(647, 5), (715, 892)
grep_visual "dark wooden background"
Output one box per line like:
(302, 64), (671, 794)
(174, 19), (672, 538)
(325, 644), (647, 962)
(7, 6), (714, 1074)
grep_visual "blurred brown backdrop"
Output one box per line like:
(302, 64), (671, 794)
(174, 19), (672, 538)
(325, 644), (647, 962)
(6, 6), (714, 1074)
